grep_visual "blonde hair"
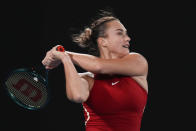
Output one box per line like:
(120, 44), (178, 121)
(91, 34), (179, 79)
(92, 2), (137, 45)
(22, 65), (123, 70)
(72, 27), (92, 48)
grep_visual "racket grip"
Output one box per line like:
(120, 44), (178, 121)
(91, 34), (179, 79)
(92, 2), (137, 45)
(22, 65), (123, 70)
(56, 45), (65, 52)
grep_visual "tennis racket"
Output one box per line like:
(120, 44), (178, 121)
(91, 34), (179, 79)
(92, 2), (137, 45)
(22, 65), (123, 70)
(3, 45), (65, 110)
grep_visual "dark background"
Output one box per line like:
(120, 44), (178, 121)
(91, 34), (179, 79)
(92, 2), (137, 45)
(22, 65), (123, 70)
(0, 0), (194, 130)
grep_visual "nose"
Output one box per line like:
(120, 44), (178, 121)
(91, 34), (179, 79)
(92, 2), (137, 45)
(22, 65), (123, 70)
(125, 34), (131, 42)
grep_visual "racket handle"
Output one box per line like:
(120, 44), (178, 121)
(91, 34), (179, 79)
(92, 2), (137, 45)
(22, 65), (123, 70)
(56, 45), (65, 52)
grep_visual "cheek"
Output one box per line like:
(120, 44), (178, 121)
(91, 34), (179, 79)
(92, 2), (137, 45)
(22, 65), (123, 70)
(108, 41), (120, 51)
(106, 36), (124, 51)
(109, 43), (124, 54)
(108, 38), (122, 47)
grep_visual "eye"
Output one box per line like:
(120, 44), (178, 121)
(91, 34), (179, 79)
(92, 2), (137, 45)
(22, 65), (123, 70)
(117, 32), (123, 35)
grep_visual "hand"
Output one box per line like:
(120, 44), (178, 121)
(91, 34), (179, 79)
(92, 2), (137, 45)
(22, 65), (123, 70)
(42, 45), (66, 69)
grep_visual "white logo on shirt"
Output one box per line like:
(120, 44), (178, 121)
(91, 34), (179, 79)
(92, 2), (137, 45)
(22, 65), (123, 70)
(112, 81), (120, 86)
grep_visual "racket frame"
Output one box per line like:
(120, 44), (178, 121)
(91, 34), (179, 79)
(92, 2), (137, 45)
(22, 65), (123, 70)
(3, 68), (50, 110)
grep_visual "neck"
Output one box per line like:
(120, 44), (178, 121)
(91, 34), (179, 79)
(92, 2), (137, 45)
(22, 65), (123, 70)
(99, 47), (120, 59)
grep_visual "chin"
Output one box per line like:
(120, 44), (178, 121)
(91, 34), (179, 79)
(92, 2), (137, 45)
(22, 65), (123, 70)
(123, 48), (130, 54)
(112, 49), (130, 58)
(119, 51), (129, 58)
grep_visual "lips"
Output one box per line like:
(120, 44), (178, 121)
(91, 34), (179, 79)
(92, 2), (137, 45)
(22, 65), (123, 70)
(122, 44), (130, 48)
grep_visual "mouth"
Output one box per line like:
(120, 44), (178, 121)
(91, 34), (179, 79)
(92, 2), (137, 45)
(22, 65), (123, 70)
(122, 44), (130, 49)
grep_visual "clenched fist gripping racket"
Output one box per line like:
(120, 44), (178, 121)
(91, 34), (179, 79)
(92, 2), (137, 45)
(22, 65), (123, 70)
(3, 45), (65, 110)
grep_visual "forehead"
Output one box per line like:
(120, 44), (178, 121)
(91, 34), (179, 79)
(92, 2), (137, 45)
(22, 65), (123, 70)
(106, 20), (126, 31)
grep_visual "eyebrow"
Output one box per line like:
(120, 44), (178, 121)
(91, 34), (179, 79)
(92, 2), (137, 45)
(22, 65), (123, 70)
(115, 28), (127, 33)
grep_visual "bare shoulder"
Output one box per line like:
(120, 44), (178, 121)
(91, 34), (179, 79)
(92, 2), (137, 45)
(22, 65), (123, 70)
(130, 52), (149, 93)
(128, 52), (147, 60)
(128, 52), (149, 77)
(128, 52), (148, 66)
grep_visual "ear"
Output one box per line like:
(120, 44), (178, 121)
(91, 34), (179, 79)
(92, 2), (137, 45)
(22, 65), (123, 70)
(97, 37), (107, 47)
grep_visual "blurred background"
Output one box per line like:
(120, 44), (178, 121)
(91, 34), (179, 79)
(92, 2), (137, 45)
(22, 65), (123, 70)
(0, 0), (194, 130)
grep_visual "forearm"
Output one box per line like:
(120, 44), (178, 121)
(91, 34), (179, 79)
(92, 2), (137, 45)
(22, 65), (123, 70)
(66, 51), (101, 73)
(61, 54), (89, 103)
(65, 52), (148, 76)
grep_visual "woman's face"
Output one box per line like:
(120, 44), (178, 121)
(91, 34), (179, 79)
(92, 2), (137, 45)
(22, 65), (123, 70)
(103, 20), (131, 57)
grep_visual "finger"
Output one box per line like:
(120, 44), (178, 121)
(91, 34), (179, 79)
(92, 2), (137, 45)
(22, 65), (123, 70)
(52, 45), (62, 51)
(45, 66), (53, 69)
(42, 58), (48, 66)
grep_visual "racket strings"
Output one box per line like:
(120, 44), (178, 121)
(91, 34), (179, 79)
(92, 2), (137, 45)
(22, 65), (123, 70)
(5, 72), (48, 109)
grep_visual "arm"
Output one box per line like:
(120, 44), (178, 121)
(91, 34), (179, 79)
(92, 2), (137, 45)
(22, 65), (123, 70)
(67, 51), (148, 77)
(42, 46), (90, 103)
(66, 51), (101, 73)
(98, 53), (148, 76)
(61, 54), (90, 103)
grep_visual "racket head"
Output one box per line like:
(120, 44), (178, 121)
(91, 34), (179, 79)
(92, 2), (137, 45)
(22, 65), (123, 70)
(3, 68), (50, 110)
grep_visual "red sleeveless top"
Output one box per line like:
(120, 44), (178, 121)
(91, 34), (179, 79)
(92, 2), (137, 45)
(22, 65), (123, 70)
(82, 74), (148, 131)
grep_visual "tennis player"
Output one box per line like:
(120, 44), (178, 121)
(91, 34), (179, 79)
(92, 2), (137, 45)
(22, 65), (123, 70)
(42, 10), (148, 131)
